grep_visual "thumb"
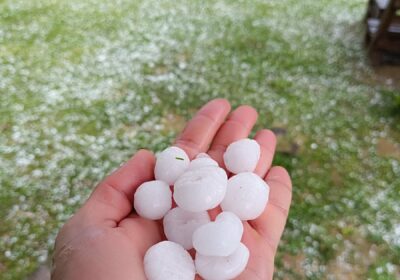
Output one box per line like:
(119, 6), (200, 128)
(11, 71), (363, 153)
(82, 149), (156, 225)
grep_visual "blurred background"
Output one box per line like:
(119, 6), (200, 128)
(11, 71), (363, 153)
(1, 0), (400, 279)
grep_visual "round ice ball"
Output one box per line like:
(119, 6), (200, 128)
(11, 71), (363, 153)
(163, 207), (210, 250)
(192, 212), (243, 257)
(223, 138), (260, 174)
(174, 166), (227, 212)
(134, 180), (172, 220)
(195, 152), (210, 159)
(144, 241), (195, 280)
(221, 172), (269, 220)
(195, 242), (249, 280)
(155, 146), (190, 185)
(200, 165), (229, 185)
(187, 157), (218, 171)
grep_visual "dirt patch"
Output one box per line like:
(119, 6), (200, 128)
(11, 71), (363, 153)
(372, 65), (400, 89)
(160, 112), (187, 134)
(376, 138), (400, 160)
(282, 253), (306, 278)
(27, 265), (50, 280)
(331, 169), (343, 187)
(271, 127), (301, 155)
(325, 239), (378, 279)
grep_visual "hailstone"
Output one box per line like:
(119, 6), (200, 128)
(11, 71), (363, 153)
(144, 241), (195, 280)
(134, 180), (172, 220)
(223, 138), (260, 174)
(155, 146), (190, 185)
(195, 242), (249, 280)
(195, 152), (211, 159)
(163, 207), (210, 250)
(187, 157), (218, 171)
(192, 212), (243, 257)
(174, 166), (227, 212)
(221, 172), (269, 220)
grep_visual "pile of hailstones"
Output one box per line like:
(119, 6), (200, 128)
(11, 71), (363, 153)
(134, 138), (270, 280)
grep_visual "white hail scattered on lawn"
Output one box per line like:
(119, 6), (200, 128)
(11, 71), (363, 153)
(0, 0), (399, 278)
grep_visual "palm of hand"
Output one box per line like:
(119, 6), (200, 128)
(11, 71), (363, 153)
(52, 99), (292, 280)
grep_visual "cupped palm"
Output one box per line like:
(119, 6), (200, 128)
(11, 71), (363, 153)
(52, 99), (292, 280)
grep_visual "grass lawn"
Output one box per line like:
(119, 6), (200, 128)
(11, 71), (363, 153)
(1, 0), (400, 279)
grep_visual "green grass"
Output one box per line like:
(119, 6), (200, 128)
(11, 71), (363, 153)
(1, 0), (400, 279)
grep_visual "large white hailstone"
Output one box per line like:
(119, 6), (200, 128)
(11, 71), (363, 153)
(195, 242), (249, 280)
(192, 212), (243, 257)
(187, 157), (218, 171)
(134, 180), (172, 220)
(154, 146), (190, 185)
(200, 166), (228, 184)
(174, 166), (227, 212)
(195, 152), (210, 159)
(144, 241), (195, 280)
(223, 138), (260, 174)
(163, 207), (210, 250)
(221, 172), (269, 220)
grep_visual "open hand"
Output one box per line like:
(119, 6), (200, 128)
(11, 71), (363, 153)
(52, 99), (292, 280)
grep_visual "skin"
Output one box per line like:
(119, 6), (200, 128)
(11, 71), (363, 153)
(52, 99), (292, 280)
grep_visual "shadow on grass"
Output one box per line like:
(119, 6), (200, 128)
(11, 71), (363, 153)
(365, 85), (400, 133)
(273, 151), (295, 175)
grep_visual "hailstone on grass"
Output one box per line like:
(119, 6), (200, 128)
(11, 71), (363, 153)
(195, 242), (249, 280)
(155, 146), (190, 185)
(192, 212), (243, 257)
(144, 241), (196, 280)
(134, 180), (172, 220)
(223, 138), (260, 174)
(174, 166), (227, 212)
(163, 207), (210, 250)
(221, 172), (269, 220)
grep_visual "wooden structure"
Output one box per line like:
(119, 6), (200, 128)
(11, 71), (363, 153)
(365, 0), (400, 65)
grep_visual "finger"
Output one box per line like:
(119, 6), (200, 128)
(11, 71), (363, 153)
(206, 105), (258, 220)
(249, 166), (292, 253)
(253, 129), (276, 178)
(175, 98), (231, 159)
(80, 150), (156, 225)
(207, 105), (258, 168)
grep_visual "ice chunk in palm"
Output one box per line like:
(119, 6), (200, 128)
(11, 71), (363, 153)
(223, 138), (260, 174)
(174, 166), (227, 212)
(187, 157), (218, 171)
(163, 207), (210, 249)
(155, 146), (190, 185)
(144, 241), (195, 280)
(192, 212), (243, 256)
(195, 242), (249, 280)
(134, 180), (172, 220)
(195, 152), (211, 159)
(221, 172), (269, 220)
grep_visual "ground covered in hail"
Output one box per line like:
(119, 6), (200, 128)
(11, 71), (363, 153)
(0, 0), (400, 279)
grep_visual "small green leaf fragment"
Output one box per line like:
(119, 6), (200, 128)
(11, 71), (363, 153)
(175, 156), (184, 161)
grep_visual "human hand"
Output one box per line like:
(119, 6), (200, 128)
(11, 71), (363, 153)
(52, 99), (292, 280)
